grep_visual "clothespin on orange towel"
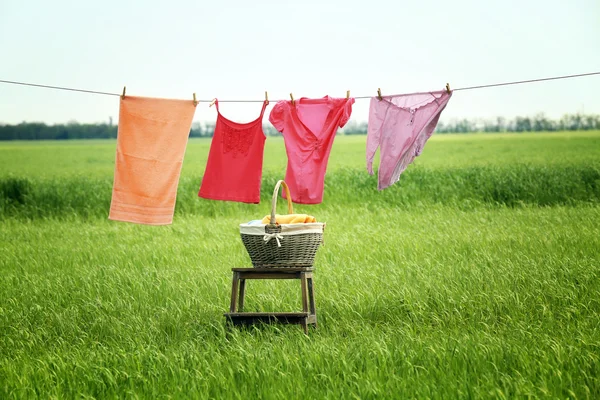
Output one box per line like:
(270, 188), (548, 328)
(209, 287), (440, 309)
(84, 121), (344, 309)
(193, 93), (198, 106)
(290, 93), (295, 106)
(121, 86), (126, 99)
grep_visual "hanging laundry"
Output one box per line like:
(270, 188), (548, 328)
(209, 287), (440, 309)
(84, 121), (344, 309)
(367, 91), (452, 190)
(269, 96), (354, 204)
(198, 100), (268, 203)
(109, 96), (196, 225)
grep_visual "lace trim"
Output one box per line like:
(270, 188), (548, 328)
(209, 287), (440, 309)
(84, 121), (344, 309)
(221, 123), (255, 158)
(384, 92), (446, 113)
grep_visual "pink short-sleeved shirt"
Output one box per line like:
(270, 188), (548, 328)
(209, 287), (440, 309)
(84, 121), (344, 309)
(269, 96), (354, 204)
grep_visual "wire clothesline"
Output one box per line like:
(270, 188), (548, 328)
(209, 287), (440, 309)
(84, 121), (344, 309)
(1, 71), (599, 103)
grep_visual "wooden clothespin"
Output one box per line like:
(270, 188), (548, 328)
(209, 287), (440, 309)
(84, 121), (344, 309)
(193, 93), (198, 106)
(446, 83), (451, 94)
(121, 86), (126, 99)
(209, 98), (217, 107)
(377, 88), (382, 101)
(265, 91), (269, 105)
(290, 93), (295, 106)
(346, 90), (350, 99)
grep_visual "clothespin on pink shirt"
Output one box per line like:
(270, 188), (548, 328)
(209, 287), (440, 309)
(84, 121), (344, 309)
(290, 93), (295, 106)
(446, 83), (451, 94)
(377, 88), (382, 101)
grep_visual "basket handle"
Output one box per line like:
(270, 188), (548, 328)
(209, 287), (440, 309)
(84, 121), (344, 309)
(270, 180), (294, 224)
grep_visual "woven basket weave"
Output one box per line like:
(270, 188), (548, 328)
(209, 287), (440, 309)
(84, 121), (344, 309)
(240, 180), (324, 267)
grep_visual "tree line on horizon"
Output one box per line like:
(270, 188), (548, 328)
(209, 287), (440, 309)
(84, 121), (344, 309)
(0, 113), (598, 140)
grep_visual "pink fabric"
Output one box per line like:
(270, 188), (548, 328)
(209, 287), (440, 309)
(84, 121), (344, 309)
(270, 96), (354, 204)
(367, 91), (452, 190)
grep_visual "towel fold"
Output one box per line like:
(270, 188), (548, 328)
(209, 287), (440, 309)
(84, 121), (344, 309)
(261, 214), (317, 224)
(109, 96), (196, 225)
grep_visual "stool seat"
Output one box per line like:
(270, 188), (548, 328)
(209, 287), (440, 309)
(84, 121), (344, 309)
(231, 267), (314, 272)
(225, 267), (317, 334)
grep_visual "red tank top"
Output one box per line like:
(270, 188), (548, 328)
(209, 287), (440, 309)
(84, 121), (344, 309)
(198, 100), (268, 203)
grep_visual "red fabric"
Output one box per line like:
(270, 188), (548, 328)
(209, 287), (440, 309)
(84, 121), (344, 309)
(269, 96), (354, 204)
(198, 100), (267, 203)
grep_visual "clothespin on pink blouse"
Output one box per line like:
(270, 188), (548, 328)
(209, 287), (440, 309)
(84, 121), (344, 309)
(446, 83), (451, 94)
(290, 93), (295, 106)
(377, 88), (382, 101)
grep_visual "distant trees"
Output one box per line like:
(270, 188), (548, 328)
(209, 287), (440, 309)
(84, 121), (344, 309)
(338, 121), (368, 135)
(188, 121), (214, 138)
(0, 113), (599, 140)
(434, 113), (600, 134)
(0, 122), (117, 140)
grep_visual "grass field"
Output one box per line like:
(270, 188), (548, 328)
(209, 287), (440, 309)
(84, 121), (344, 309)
(1, 132), (599, 398)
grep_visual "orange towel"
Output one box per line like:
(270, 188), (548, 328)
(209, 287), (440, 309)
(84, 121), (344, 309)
(109, 96), (196, 225)
(261, 214), (317, 224)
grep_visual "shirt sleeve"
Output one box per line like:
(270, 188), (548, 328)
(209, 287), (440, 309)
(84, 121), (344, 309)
(269, 101), (286, 132)
(338, 97), (355, 128)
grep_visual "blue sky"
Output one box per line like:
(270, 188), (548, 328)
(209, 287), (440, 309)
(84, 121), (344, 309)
(0, 0), (598, 125)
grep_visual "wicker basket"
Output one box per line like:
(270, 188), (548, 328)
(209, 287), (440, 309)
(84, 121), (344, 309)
(240, 180), (325, 267)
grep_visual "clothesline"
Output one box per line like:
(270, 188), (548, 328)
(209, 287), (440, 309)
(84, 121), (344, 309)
(1, 71), (599, 103)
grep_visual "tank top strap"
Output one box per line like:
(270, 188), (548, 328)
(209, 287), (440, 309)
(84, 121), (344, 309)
(258, 100), (269, 119)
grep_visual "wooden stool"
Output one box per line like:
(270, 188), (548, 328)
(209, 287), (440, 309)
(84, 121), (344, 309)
(224, 267), (317, 334)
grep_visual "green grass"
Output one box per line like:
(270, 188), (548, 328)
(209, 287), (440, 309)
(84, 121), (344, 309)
(0, 131), (599, 179)
(1, 132), (599, 398)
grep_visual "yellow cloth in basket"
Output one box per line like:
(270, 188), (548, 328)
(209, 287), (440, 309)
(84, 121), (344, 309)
(261, 214), (317, 224)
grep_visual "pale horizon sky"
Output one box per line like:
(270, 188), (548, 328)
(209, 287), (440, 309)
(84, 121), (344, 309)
(0, 0), (599, 126)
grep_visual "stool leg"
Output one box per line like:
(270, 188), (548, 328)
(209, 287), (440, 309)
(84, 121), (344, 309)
(230, 272), (239, 312)
(238, 279), (246, 312)
(300, 272), (309, 313)
(307, 276), (317, 328)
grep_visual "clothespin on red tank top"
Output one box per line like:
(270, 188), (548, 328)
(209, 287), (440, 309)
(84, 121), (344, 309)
(209, 98), (217, 107)
(446, 83), (451, 94)
(377, 88), (383, 101)
(290, 93), (295, 106)
(265, 91), (269, 105)
(346, 90), (350, 99)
